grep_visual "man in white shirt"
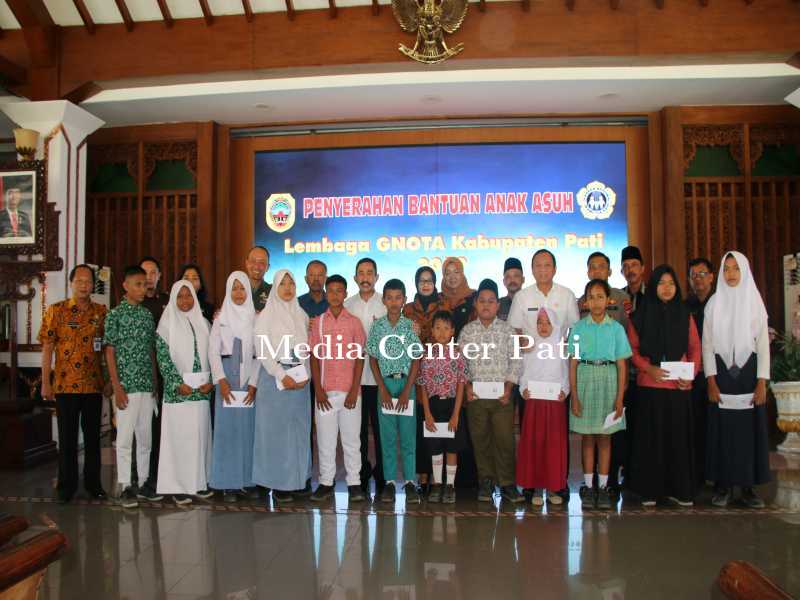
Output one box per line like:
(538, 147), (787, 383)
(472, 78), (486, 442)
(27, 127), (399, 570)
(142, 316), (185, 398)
(343, 257), (387, 495)
(507, 249), (579, 501)
(508, 249), (579, 339)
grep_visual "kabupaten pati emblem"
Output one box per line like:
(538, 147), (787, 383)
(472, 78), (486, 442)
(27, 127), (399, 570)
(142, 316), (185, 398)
(265, 193), (296, 233)
(392, 0), (469, 64)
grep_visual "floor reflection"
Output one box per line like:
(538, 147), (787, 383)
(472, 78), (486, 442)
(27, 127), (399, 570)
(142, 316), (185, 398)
(2, 486), (798, 599)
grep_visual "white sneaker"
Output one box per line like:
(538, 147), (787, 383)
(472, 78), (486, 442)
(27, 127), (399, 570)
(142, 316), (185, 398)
(667, 496), (693, 507)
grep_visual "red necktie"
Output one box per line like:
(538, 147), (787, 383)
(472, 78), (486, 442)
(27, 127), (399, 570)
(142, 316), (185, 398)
(10, 211), (17, 234)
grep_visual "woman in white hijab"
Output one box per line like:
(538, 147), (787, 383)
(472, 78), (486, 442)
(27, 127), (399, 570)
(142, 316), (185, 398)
(251, 269), (310, 503)
(515, 308), (570, 506)
(208, 271), (259, 502)
(155, 280), (213, 505)
(703, 251), (770, 509)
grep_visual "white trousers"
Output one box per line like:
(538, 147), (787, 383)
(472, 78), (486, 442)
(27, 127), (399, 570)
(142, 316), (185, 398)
(114, 392), (156, 487)
(314, 392), (362, 486)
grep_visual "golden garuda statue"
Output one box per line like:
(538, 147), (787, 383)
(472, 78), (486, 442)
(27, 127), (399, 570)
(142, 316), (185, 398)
(391, 0), (469, 64)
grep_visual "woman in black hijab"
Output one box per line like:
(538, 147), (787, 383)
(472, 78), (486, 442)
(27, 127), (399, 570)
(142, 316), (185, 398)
(626, 265), (702, 506)
(403, 266), (444, 494)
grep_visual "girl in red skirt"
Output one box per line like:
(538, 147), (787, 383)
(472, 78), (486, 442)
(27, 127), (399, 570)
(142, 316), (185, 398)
(516, 307), (570, 506)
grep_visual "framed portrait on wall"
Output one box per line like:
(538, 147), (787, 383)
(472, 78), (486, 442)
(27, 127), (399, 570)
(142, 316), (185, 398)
(0, 163), (46, 256)
(0, 170), (36, 245)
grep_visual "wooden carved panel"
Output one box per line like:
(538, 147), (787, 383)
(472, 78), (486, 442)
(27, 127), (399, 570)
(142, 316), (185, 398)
(749, 125), (800, 169)
(683, 125), (744, 173)
(143, 142), (197, 183)
(87, 143), (139, 181)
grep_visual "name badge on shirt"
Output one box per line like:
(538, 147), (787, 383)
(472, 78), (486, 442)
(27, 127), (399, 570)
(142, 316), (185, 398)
(68, 320), (79, 329)
(93, 337), (102, 352)
(527, 307), (540, 312)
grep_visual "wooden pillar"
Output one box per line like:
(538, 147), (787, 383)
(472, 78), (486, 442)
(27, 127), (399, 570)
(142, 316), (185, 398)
(213, 123), (231, 307)
(662, 107), (687, 284)
(196, 122), (216, 301)
(648, 111), (665, 266)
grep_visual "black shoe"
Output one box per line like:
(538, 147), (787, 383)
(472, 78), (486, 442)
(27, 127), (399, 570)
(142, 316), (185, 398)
(596, 487), (613, 510)
(57, 491), (74, 504)
(86, 488), (107, 500)
(381, 482), (396, 503)
(477, 478), (494, 502)
(293, 479), (312, 498)
(712, 487), (731, 508)
(137, 483), (164, 502)
(251, 485), (269, 498)
(741, 487), (765, 509)
(555, 487), (571, 503)
(311, 484), (335, 502)
(173, 494), (193, 506)
(404, 482), (421, 503)
(119, 487), (139, 509)
(348, 485), (365, 503)
(196, 489), (214, 500)
(428, 483), (443, 503)
(442, 484), (456, 504)
(272, 490), (294, 504)
(579, 485), (595, 510)
(223, 491), (238, 503)
(501, 485), (524, 504)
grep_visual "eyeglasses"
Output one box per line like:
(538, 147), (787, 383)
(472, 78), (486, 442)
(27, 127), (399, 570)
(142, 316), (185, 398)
(419, 279), (434, 284)
(690, 271), (710, 279)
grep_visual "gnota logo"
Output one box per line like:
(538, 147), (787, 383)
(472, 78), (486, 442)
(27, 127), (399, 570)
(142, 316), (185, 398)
(265, 193), (296, 233)
(577, 181), (616, 220)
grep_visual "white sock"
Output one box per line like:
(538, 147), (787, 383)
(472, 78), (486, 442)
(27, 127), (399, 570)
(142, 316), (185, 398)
(446, 465), (457, 486)
(599, 475), (609, 489)
(584, 474), (593, 488)
(432, 454), (444, 484)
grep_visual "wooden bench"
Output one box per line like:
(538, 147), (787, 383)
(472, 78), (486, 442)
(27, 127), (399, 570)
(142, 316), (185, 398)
(0, 513), (67, 600)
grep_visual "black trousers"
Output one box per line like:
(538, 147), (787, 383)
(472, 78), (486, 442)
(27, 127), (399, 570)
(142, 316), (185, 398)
(359, 384), (385, 487)
(609, 379), (637, 489)
(56, 393), (103, 495)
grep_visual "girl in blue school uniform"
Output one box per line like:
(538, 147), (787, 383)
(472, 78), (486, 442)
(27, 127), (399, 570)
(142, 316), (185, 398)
(567, 279), (632, 511)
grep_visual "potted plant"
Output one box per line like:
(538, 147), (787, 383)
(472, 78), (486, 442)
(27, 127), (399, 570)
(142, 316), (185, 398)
(771, 332), (800, 454)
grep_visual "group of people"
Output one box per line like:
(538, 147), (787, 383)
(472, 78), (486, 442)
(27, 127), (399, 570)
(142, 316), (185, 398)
(41, 242), (772, 510)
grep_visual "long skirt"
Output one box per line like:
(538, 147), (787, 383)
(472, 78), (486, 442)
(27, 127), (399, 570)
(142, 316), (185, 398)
(209, 341), (256, 490)
(516, 398), (567, 491)
(157, 400), (212, 495)
(706, 353), (770, 487)
(630, 386), (695, 501)
(251, 368), (311, 491)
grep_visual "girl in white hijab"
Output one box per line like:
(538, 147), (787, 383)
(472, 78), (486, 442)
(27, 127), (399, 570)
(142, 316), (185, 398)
(252, 270), (311, 503)
(516, 308), (570, 506)
(208, 272), (259, 502)
(155, 280), (213, 505)
(703, 251), (770, 509)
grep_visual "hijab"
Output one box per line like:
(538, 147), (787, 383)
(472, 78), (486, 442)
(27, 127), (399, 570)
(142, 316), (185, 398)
(630, 265), (690, 363)
(254, 269), (308, 360)
(706, 251), (768, 369)
(414, 266), (440, 312)
(440, 257), (475, 307)
(216, 271), (256, 387)
(528, 307), (568, 387)
(157, 280), (210, 375)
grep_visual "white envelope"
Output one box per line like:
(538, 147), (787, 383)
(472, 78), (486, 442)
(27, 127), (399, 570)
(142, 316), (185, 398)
(183, 371), (210, 389)
(473, 381), (503, 399)
(603, 407), (625, 430)
(423, 422), (456, 438)
(381, 398), (414, 417)
(226, 390), (253, 408)
(316, 390), (346, 414)
(527, 380), (561, 401)
(276, 364), (309, 390)
(719, 393), (754, 410)
(661, 361), (694, 380)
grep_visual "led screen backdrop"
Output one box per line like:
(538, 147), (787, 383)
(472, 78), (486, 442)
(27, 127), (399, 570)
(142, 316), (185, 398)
(254, 142), (628, 295)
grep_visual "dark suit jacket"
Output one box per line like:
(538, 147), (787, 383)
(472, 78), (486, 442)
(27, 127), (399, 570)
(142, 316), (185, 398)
(0, 209), (32, 238)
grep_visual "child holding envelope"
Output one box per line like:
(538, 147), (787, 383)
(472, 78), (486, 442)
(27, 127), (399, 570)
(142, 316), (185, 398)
(569, 279), (632, 511)
(627, 265), (701, 507)
(417, 310), (468, 504)
(208, 272), (259, 503)
(516, 307), (570, 507)
(155, 280), (214, 505)
(458, 279), (523, 504)
(309, 275), (367, 504)
(367, 279), (423, 504)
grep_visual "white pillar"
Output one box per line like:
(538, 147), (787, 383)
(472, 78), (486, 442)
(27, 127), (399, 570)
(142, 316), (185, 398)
(786, 88), (800, 110)
(0, 100), (104, 368)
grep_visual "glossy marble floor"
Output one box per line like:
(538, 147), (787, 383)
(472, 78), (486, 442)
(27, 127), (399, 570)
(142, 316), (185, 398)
(2, 443), (799, 599)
